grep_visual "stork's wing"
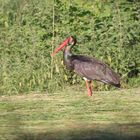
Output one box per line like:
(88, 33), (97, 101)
(71, 55), (120, 86)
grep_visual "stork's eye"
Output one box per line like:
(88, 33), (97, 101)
(68, 41), (74, 46)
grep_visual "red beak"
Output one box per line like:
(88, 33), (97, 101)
(51, 37), (70, 57)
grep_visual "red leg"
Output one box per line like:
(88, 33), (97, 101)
(89, 81), (93, 96)
(85, 80), (92, 96)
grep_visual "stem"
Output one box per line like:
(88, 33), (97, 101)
(116, 1), (123, 48)
(51, 0), (55, 79)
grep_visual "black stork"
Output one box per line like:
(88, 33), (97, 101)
(51, 36), (120, 96)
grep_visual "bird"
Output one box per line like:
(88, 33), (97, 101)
(51, 36), (121, 96)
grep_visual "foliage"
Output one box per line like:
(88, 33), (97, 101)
(0, 0), (140, 94)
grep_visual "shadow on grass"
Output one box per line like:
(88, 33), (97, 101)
(14, 123), (140, 140)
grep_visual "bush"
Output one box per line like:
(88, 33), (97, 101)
(0, 0), (139, 95)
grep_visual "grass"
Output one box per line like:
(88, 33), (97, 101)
(0, 88), (140, 140)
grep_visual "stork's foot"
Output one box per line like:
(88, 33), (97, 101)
(87, 89), (92, 96)
(85, 79), (93, 96)
(89, 81), (93, 96)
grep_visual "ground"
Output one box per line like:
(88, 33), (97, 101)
(0, 88), (140, 140)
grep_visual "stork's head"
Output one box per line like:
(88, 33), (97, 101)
(51, 36), (76, 57)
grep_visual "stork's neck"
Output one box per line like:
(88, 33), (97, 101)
(63, 45), (74, 71)
(63, 45), (73, 60)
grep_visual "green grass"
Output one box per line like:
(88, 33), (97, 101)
(0, 88), (140, 140)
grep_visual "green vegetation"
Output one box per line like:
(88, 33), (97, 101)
(0, 88), (140, 140)
(0, 2), (139, 139)
(0, 0), (140, 94)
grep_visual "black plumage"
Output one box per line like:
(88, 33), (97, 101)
(70, 55), (120, 87)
